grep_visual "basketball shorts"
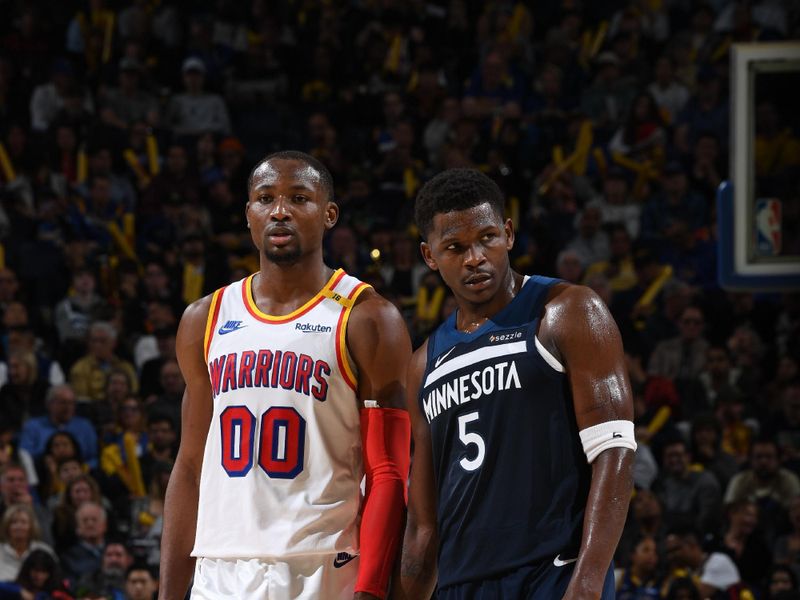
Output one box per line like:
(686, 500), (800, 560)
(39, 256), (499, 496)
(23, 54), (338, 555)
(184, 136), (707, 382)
(191, 552), (359, 600)
(436, 556), (615, 600)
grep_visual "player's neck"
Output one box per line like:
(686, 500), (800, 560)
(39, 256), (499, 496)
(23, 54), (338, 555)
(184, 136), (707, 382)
(254, 255), (334, 314)
(455, 270), (522, 332)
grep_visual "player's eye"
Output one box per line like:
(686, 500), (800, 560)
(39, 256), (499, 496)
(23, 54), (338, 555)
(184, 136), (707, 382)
(293, 195), (309, 203)
(258, 195), (273, 203)
(482, 233), (496, 242)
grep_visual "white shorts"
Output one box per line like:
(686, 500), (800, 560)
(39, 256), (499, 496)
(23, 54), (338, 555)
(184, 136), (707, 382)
(191, 553), (359, 600)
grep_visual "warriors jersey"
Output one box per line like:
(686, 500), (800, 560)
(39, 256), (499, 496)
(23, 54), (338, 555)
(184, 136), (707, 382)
(191, 269), (370, 559)
(419, 275), (591, 588)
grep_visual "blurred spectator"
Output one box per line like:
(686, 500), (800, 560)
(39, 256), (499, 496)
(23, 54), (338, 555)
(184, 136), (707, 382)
(51, 473), (107, 554)
(99, 58), (159, 130)
(36, 431), (85, 504)
(0, 465), (49, 545)
(721, 498), (773, 590)
(640, 162), (706, 245)
(68, 321), (137, 403)
(725, 439), (800, 526)
(54, 269), (108, 366)
(648, 305), (709, 382)
(0, 548), (68, 598)
(614, 534), (662, 599)
(648, 56), (690, 125)
(653, 437), (721, 535)
(0, 503), (54, 581)
(0, 351), (48, 431)
(608, 91), (667, 161)
(665, 524), (741, 599)
(689, 413), (739, 490)
(29, 58), (94, 132)
(580, 51), (637, 138)
(19, 384), (98, 468)
(124, 564), (158, 600)
(764, 381), (800, 472)
(555, 249), (585, 284)
(145, 360), (184, 432)
(566, 201), (610, 266)
(76, 540), (132, 600)
(62, 501), (107, 582)
(166, 57), (231, 137)
(765, 565), (799, 600)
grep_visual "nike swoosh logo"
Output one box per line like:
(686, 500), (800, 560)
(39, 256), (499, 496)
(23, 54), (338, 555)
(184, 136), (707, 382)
(218, 324), (246, 335)
(553, 555), (578, 567)
(612, 432), (622, 438)
(333, 553), (357, 568)
(434, 347), (456, 368)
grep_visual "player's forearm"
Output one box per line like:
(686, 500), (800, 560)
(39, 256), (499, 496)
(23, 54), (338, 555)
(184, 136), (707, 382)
(159, 459), (200, 600)
(563, 448), (633, 600)
(392, 523), (438, 600)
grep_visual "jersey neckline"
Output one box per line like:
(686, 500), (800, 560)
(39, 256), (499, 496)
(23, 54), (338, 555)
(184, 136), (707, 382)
(447, 274), (531, 338)
(243, 268), (346, 324)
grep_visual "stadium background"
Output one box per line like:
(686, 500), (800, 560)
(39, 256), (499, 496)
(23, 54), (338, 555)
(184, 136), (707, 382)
(0, 0), (798, 598)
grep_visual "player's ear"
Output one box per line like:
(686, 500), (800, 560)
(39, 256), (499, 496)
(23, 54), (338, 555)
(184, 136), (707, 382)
(420, 241), (438, 271)
(504, 218), (515, 251)
(324, 201), (339, 230)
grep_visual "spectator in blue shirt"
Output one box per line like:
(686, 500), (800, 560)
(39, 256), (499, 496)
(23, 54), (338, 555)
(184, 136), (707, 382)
(19, 385), (97, 469)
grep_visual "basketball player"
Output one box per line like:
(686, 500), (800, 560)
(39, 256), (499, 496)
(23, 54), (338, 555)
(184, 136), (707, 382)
(159, 151), (412, 600)
(393, 169), (636, 599)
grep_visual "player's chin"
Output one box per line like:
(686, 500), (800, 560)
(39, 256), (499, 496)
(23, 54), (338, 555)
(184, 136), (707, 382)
(264, 246), (302, 265)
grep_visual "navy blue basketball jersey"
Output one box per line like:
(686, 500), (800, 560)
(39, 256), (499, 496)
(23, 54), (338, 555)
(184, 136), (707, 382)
(419, 275), (591, 588)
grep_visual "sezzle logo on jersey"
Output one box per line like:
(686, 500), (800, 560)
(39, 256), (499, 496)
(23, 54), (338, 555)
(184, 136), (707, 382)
(209, 349), (331, 401)
(295, 322), (333, 333)
(423, 360), (522, 423)
(488, 329), (524, 343)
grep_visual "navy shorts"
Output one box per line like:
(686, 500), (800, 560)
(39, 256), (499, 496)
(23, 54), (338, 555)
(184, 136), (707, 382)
(437, 558), (615, 600)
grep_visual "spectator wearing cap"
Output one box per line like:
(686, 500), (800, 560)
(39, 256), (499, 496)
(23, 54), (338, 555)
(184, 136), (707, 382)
(29, 58), (94, 132)
(99, 57), (159, 130)
(166, 57), (231, 137)
(640, 160), (706, 245)
(18, 385), (98, 469)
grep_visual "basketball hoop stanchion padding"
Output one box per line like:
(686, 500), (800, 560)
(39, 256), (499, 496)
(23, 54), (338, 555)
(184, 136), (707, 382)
(717, 181), (800, 291)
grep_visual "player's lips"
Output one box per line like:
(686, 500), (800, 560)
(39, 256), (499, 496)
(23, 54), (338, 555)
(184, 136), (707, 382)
(463, 272), (492, 288)
(266, 226), (295, 246)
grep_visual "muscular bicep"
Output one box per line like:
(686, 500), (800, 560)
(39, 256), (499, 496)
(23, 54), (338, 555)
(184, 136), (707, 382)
(174, 299), (215, 472)
(542, 285), (633, 430)
(347, 291), (413, 409)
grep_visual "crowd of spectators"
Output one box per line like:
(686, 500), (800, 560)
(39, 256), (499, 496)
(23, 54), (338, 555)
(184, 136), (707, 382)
(0, 0), (798, 598)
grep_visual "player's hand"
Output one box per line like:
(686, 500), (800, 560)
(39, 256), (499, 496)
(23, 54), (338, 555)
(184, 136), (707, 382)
(353, 593), (381, 600)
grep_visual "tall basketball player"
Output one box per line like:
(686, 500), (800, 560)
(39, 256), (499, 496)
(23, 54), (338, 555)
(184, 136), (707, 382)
(394, 169), (636, 599)
(159, 151), (412, 600)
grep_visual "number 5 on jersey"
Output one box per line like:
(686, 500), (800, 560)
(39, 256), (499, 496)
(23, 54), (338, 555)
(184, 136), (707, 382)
(458, 411), (485, 471)
(220, 405), (306, 479)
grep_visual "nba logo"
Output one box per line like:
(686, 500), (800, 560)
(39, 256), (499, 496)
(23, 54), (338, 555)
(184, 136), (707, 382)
(755, 198), (781, 256)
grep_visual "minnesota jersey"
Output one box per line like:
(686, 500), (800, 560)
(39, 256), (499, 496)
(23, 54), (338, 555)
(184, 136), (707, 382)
(192, 269), (370, 559)
(419, 275), (591, 588)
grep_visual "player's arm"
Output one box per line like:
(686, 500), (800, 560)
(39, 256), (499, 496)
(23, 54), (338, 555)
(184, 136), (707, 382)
(540, 284), (635, 600)
(347, 290), (413, 600)
(391, 341), (439, 600)
(158, 295), (215, 600)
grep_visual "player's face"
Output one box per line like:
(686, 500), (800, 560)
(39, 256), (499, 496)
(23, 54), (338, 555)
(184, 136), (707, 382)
(421, 203), (514, 308)
(246, 159), (338, 266)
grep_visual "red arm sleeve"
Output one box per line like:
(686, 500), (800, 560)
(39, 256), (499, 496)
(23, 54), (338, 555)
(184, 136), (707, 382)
(354, 407), (411, 598)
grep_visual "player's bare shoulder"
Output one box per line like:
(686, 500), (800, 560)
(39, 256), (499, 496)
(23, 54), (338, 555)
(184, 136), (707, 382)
(541, 283), (612, 340)
(176, 291), (220, 365)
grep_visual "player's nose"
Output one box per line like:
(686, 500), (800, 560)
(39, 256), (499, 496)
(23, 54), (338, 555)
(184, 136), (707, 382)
(269, 196), (292, 220)
(463, 244), (486, 267)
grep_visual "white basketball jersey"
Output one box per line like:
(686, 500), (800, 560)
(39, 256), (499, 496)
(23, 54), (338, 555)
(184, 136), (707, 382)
(191, 269), (370, 559)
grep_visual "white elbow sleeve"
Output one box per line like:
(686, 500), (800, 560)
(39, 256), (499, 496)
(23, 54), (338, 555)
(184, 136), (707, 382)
(579, 420), (637, 463)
